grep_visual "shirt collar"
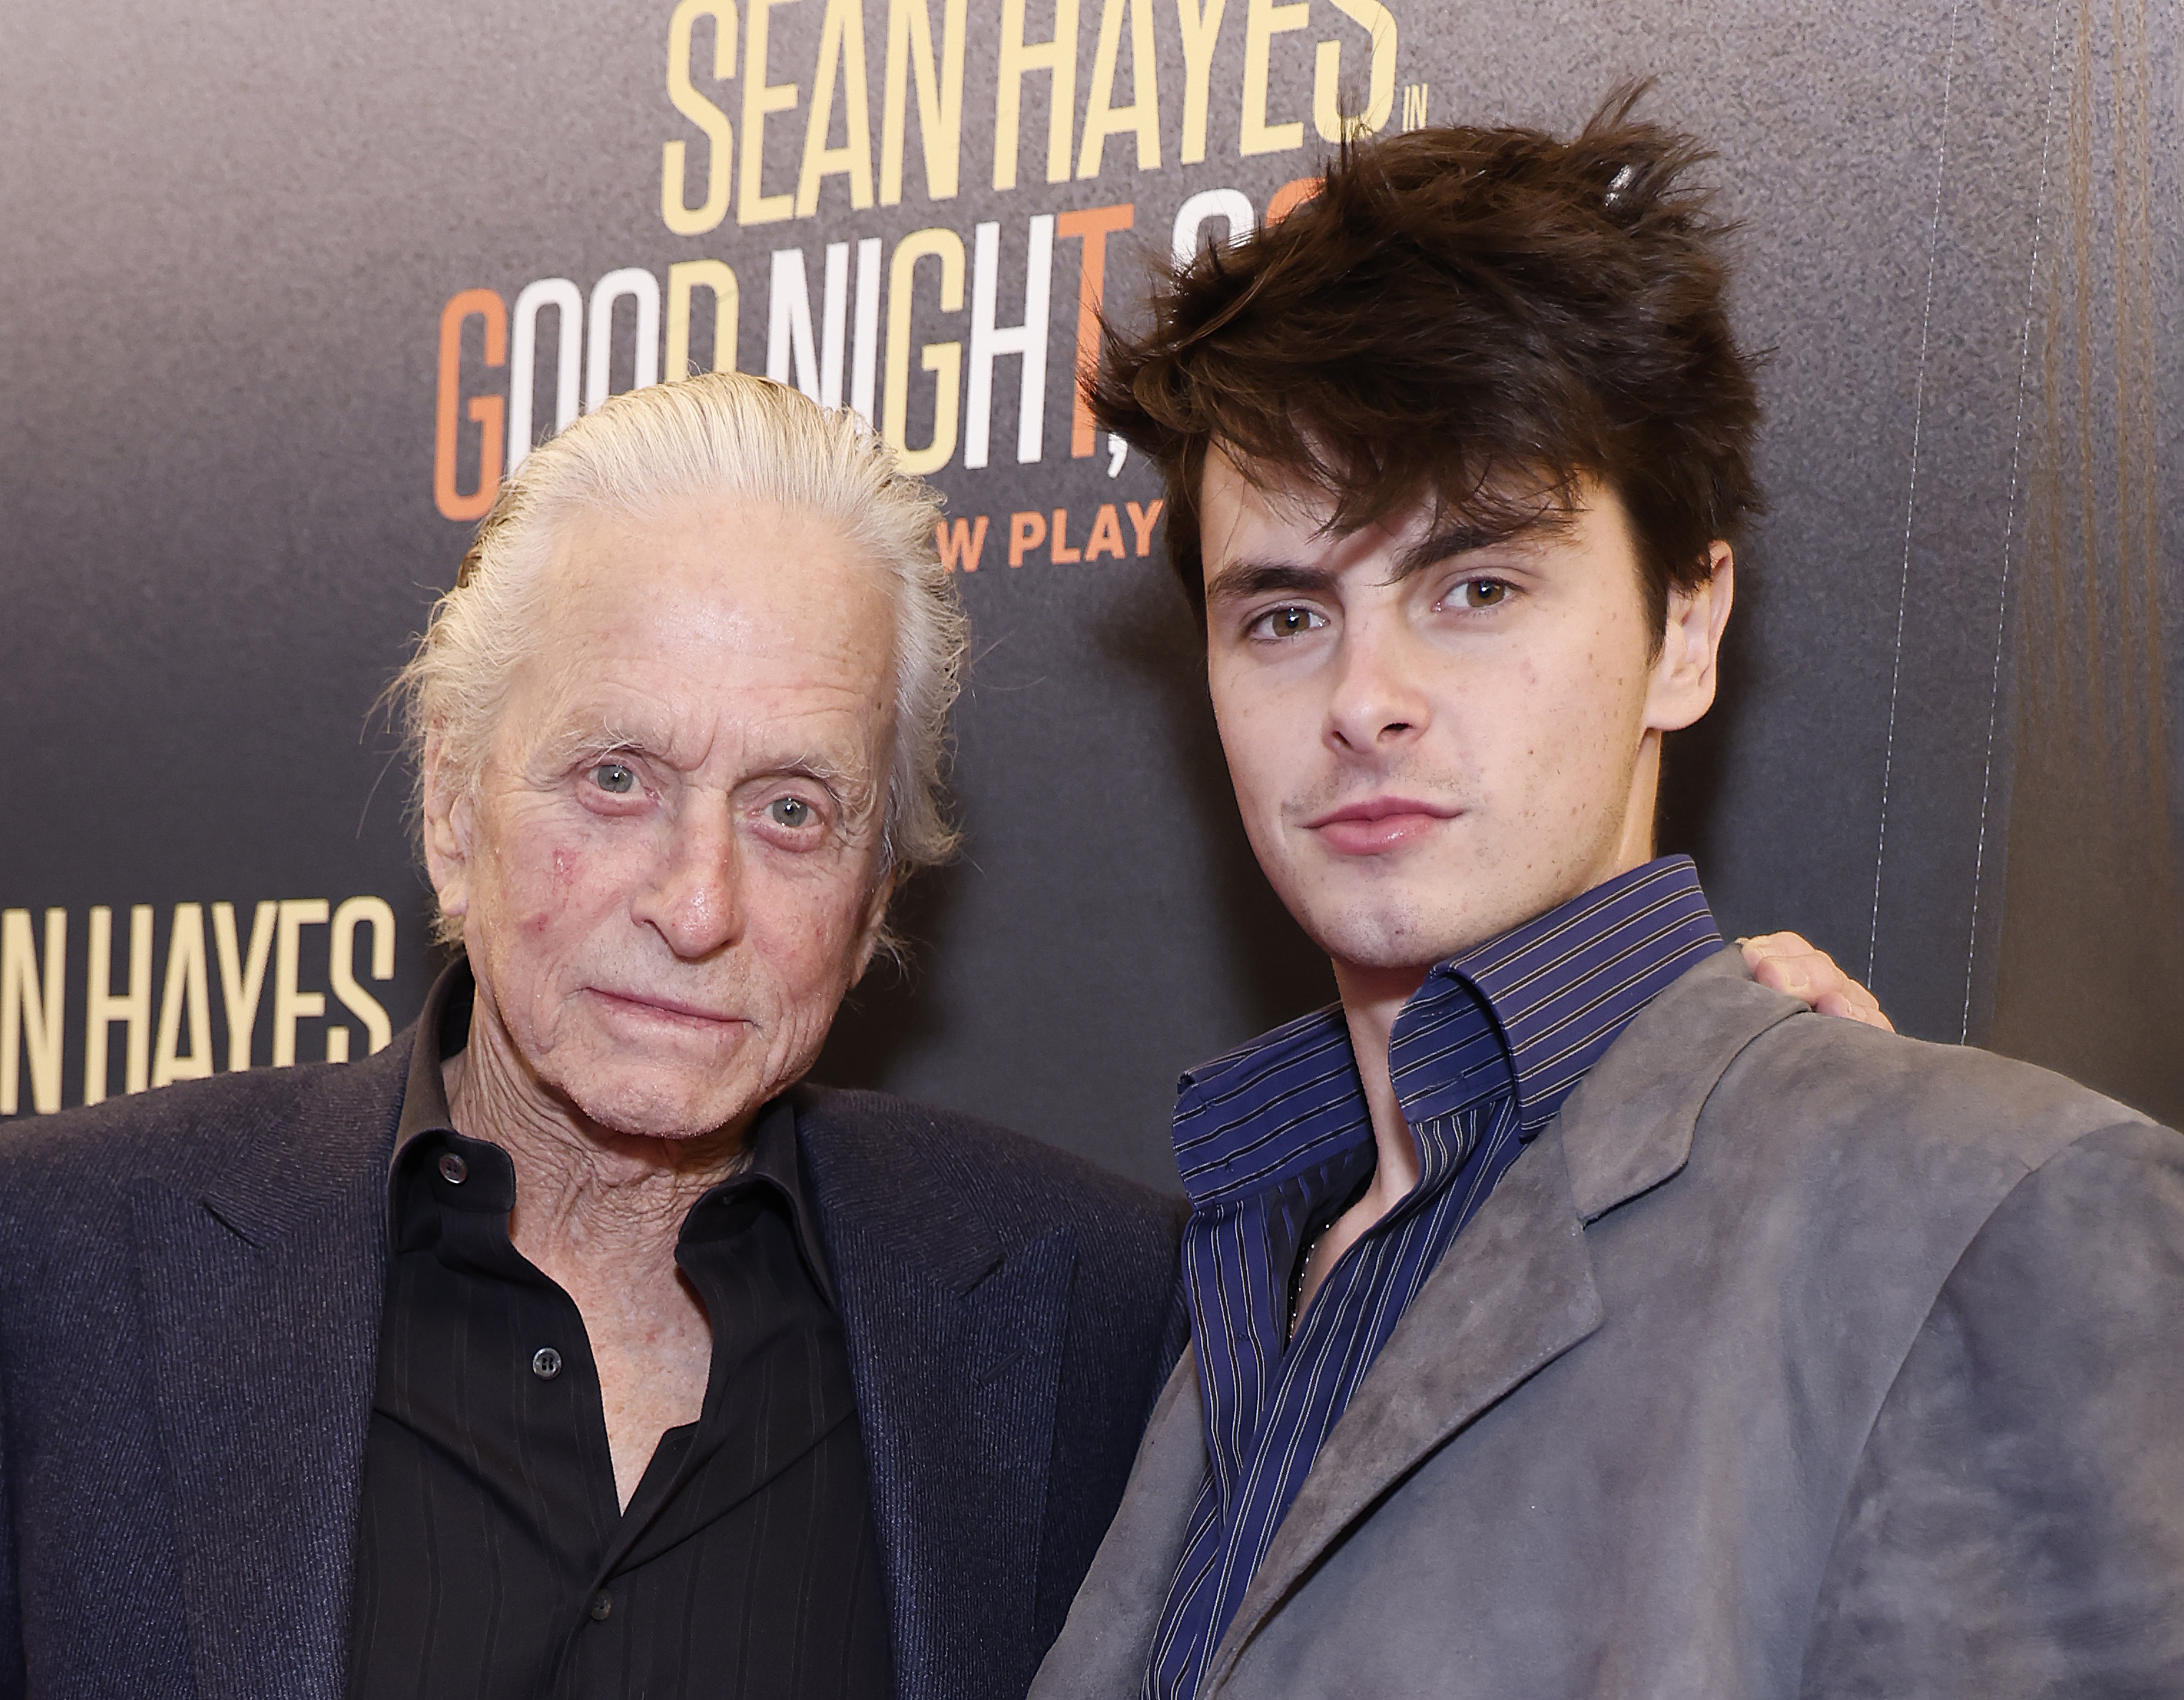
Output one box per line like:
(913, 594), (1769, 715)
(389, 960), (835, 1303)
(1171, 857), (1722, 1209)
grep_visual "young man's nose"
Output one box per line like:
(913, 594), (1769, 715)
(1324, 615), (1433, 754)
(636, 795), (745, 958)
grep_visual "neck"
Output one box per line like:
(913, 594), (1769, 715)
(445, 999), (753, 1286)
(1330, 961), (1431, 1203)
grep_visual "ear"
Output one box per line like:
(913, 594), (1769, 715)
(419, 729), (477, 926)
(1644, 543), (1734, 733)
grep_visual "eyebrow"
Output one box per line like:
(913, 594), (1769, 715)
(533, 718), (664, 774)
(1204, 512), (1571, 607)
(1392, 511), (1570, 578)
(1202, 559), (1341, 606)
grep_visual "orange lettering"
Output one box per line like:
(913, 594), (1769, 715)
(1055, 203), (1136, 457)
(936, 514), (990, 571)
(1084, 502), (1127, 560)
(433, 288), (508, 522)
(1265, 176), (1322, 224)
(1008, 509), (1047, 566)
(1051, 507), (1082, 563)
(1125, 498), (1164, 555)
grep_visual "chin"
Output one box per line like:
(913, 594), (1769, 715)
(1310, 898), (1494, 976)
(564, 1070), (752, 1143)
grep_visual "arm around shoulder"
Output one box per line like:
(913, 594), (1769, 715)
(1800, 1117), (2184, 1697)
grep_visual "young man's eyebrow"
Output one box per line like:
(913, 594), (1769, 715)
(1203, 559), (1341, 604)
(1391, 513), (1566, 579)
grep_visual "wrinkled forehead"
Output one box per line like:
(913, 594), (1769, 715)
(501, 495), (901, 746)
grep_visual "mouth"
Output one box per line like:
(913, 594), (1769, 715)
(586, 987), (749, 1031)
(1300, 795), (1462, 855)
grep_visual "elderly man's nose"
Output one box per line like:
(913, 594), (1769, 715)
(639, 807), (744, 957)
(1326, 624), (1430, 752)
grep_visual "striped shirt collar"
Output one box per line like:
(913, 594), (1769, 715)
(1172, 857), (1722, 1210)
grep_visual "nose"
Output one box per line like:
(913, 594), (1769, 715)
(633, 792), (744, 959)
(1324, 608), (1432, 757)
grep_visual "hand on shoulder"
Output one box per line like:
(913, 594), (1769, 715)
(1739, 933), (1894, 1031)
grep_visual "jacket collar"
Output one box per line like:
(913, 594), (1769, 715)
(1554, 947), (1806, 1221)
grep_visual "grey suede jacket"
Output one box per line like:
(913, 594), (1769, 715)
(1032, 951), (2184, 1699)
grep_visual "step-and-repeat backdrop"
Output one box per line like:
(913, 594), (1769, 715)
(2, 0), (2176, 1187)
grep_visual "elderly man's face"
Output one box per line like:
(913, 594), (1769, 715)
(426, 497), (898, 1142)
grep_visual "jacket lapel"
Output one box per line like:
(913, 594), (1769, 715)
(797, 1090), (1079, 1700)
(1203, 951), (1808, 1691)
(1203, 1122), (1603, 1691)
(130, 1041), (406, 1700)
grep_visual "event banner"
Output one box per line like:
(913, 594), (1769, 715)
(2, 0), (2178, 1184)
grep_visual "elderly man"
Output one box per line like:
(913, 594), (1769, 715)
(1034, 99), (2184, 1700)
(0, 375), (1188, 1700)
(0, 372), (1873, 1700)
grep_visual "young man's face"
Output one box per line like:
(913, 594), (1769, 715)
(1198, 450), (1731, 990)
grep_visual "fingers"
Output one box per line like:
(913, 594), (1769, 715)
(1814, 986), (1896, 1033)
(1738, 933), (1896, 1032)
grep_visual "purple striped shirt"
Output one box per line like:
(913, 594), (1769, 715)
(1145, 857), (1723, 1700)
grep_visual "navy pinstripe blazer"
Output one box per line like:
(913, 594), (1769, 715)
(0, 1028), (1186, 1700)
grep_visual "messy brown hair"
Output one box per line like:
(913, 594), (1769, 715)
(1089, 84), (1764, 636)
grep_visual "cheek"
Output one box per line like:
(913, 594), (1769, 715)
(1213, 689), (1291, 818)
(533, 847), (588, 929)
(490, 830), (627, 946)
(747, 868), (873, 984)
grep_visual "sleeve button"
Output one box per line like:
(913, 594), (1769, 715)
(437, 1152), (468, 1185)
(531, 1346), (563, 1379)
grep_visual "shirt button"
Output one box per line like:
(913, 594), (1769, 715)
(437, 1152), (467, 1185)
(589, 1590), (613, 1621)
(531, 1346), (563, 1379)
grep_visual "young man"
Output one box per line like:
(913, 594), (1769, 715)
(1032, 96), (2184, 1698)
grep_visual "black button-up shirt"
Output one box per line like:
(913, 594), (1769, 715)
(345, 966), (893, 1700)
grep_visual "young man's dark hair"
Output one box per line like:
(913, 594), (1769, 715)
(1092, 84), (1762, 640)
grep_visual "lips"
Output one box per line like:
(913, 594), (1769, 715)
(587, 986), (747, 1029)
(1301, 795), (1460, 855)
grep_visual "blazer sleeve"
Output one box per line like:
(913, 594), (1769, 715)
(1798, 1117), (2184, 1698)
(0, 1344), (20, 1700)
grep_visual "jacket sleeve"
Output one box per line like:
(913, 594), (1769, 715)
(1799, 1118), (2184, 1698)
(0, 1343), (21, 1700)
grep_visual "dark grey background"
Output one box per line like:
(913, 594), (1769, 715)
(1, 0), (2175, 1190)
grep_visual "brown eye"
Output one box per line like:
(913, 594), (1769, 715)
(1455, 579), (1510, 609)
(1253, 606), (1324, 639)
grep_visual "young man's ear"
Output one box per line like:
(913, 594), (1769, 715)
(1645, 542), (1734, 733)
(419, 729), (475, 926)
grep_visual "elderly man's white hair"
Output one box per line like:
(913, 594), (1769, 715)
(394, 371), (966, 945)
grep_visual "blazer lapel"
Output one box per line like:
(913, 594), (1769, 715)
(1203, 1124), (1603, 1691)
(798, 1092), (1079, 1700)
(1203, 952), (1810, 1690)
(130, 1044), (404, 1700)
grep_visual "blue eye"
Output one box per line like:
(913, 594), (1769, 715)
(592, 762), (636, 795)
(769, 796), (814, 828)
